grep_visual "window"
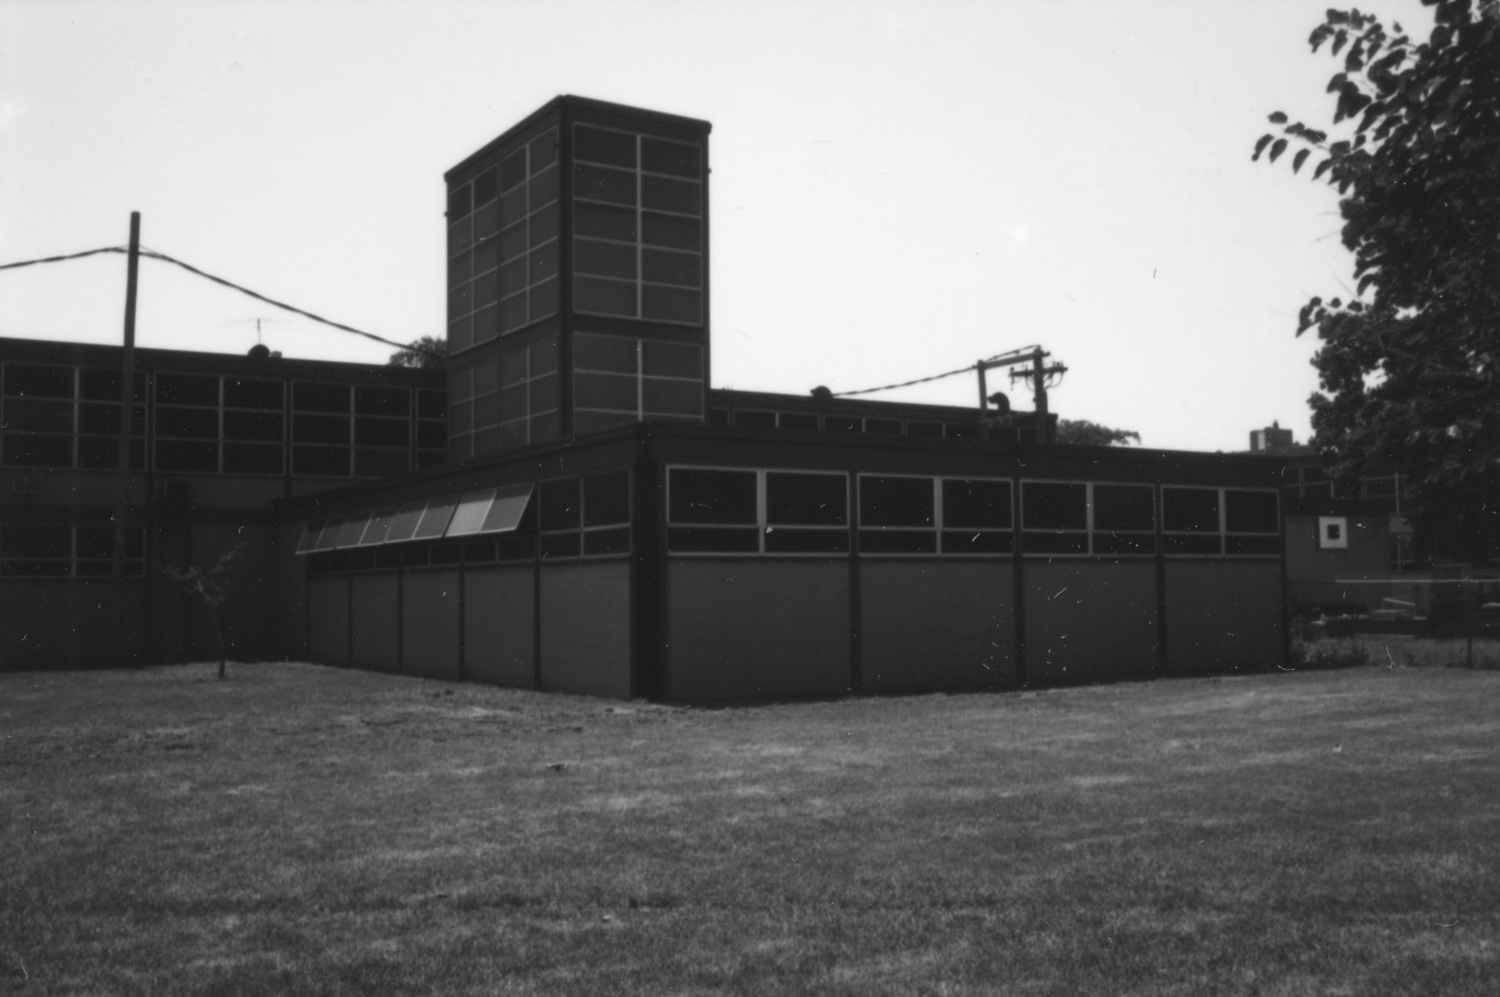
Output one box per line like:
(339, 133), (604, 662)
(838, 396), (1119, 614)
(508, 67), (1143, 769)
(1319, 516), (1348, 550)
(573, 124), (705, 326)
(0, 524), (144, 577)
(2, 363), (152, 471)
(490, 335), (560, 454)
(298, 485), (540, 567)
(1021, 481), (1089, 554)
(1022, 480), (1157, 556)
(941, 477), (1014, 554)
(573, 333), (703, 434)
(1161, 487), (1280, 556)
(538, 471), (631, 559)
(666, 467), (848, 555)
(1091, 484), (1155, 554)
(1225, 489), (1281, 555)
(154, 372), (220, 472)
(858, 476), (1014, 556)
(766, 471), (849, 553)
(859, 475), (935, 553)
(667, 467), (759, 552)
(448, 128), (558, 351)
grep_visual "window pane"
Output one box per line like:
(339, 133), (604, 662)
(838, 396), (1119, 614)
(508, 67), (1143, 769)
(575, 125), (636, 168)
(943, 479), (1011, 529)
(480, 484), (535, 533)
(641, 136), (701, 178)
(861, 476), (933, 528)
(1022, 482), (1087, 530)
(0, 524), (70, 558)
(860, 530), (937, 554)
(4, 364), (73, 398)
(2, 434), (72, 468)
(575, 333), (638, 373)
(293, 382), (349, 413)
(641, 174), (701, 215)
(413, 497), (458, 540)
(355, 386), (409, 416)
(155, 407), (218, 439)
(223, 410), (283, 442)
(446, 490), (497, 536)
(575, 202), (637, 243)
(1163, 488), (1220, 532)
(540, 477), (581, 532)
(735, 410), (776, 428)
(669, 468), (757, 525)
(941, 530), (1013, 554)
(667, 526), (759, 553)
(642, 340), (701, 379)
(1093, 484), (1155, 532)
(575, 238), (637, 279)
(766, 529), (849, 554)
(1225, 490), (1279, 533)
(156, 373), (218, 407)
(223, 443), (283, 475)
(385, 502), (427, 542)
(224, 377), (283, 410)
(584, 471), (631, 527)
(155, 440), (218, 472)
(767, 472), (846, 526)
(575, 163), (636, 205)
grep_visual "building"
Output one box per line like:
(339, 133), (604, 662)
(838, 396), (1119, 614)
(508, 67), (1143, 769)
(1247, 423), (1414, 614)
(0, 337), (443, 668)
(1, 97), (1290, 699)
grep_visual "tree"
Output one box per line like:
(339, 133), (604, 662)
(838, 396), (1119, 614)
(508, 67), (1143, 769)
(1255, 0), (1500, 561)
(388, 335), (447, 369)
(163, 544), (244, 680)
(1054, 419), (1141, 446)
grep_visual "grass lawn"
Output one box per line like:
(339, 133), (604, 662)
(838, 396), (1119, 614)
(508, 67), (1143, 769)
(2, 660), (1497, 996)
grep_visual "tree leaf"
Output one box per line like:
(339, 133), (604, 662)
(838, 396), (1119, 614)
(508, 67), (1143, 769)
(1253, 134), (1274, 160)
(1293, 148), (1311, 174)
(1313, 158), (1334, 180)
(1268, 111), (1289, 124)
(1268, 138), (1289, 163)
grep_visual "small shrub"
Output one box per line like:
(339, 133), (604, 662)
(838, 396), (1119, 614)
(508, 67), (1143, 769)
(1288, 636), (1371, 670)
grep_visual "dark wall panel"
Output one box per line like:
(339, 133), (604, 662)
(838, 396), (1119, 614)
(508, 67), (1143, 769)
(351, 573), (401, 673)
(1024, 560), (1158, 685)
(539, 562), (631, 698)
(668, 560), (849, 703)
(1165, 561), (1284, 675)
(403, 570), (461, 681)
(860, 560), (1016, 693)
(464, 566), (535, 688)
(307, 576), (349, 666)
(0, 581), (144, 670)
(275, 523), (308, 660)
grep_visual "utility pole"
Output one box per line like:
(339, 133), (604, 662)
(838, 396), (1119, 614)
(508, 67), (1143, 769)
(1020, 347), (1067, 445)
(974, 345), (1067, 443)
(111, 212), (141, 665)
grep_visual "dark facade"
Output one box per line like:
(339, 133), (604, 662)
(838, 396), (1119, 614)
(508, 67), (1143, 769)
(290, 421), (1286, 702)
(444, 97), (711, 460)
(0, 337), (443, 669)
(1, 97), (1292, 699)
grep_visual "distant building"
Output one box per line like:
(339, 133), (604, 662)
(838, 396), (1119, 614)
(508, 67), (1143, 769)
(1245, 422), (1414, 615)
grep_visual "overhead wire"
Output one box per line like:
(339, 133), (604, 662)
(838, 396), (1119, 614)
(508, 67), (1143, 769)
(0, 243), (442, 361)
(833, 346), (1044, 398)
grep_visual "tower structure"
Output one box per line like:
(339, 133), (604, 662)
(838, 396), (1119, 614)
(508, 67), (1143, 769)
(443, 96), (711, 459)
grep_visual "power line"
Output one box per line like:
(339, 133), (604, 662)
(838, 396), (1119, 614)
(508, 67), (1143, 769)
(833, 346), (1043, 398)
(833, 362), (979, 397)
(0, 243), (441, 361)
(0, 246), (128, 270)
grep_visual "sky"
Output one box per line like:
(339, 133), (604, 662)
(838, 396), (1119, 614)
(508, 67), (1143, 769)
(0, 0), (1434, 453)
